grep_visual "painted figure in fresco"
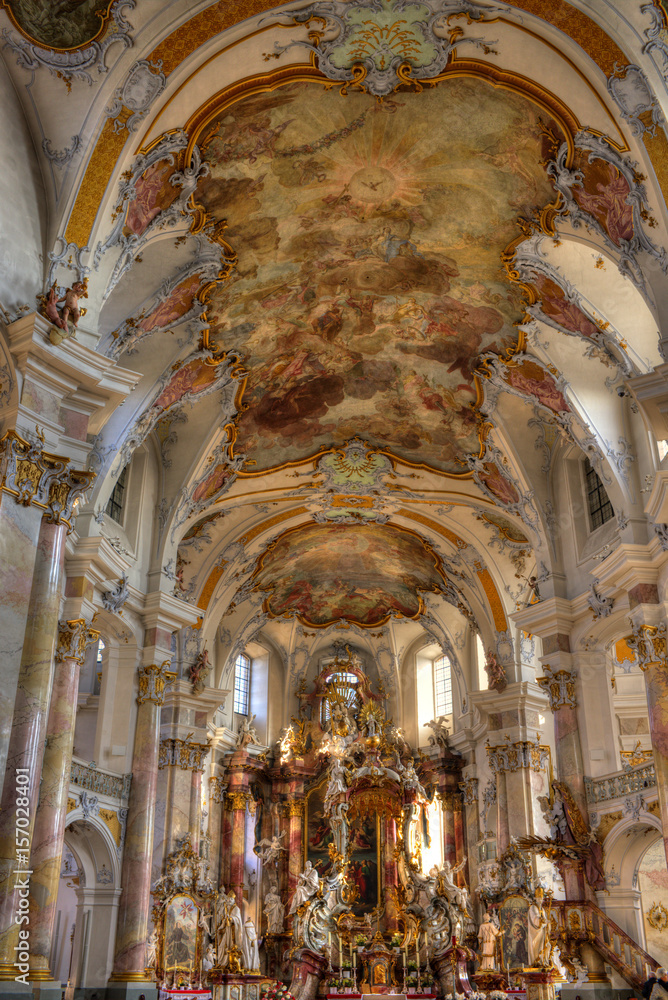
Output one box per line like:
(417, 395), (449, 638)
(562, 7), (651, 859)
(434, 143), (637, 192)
(478, 913), (502, 971)
(527, 887), (549, 967)
(264, 886), (285, 934)
(289, 861), (319, 914)
(242, 918), (260, 973)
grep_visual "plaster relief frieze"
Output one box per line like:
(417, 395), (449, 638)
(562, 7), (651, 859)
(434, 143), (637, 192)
(106, 58), (166, 135)
(1, 0), (135, 86)
(486, 734), (550, 773)
(607, 64), (665, 139)
(265, 0), (500, 98)
(42, 134), (81, 167)
(642, 2), (668, 80)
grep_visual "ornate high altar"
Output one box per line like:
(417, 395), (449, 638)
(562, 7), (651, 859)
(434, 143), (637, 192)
(148, 648), (573, 1000)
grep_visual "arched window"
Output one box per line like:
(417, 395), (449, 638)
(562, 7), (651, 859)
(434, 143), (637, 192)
(233, 653), (251, 715)
(105, 464), (129, 524)
(583, 457), (613, 530)
(433, 654), (453, 716)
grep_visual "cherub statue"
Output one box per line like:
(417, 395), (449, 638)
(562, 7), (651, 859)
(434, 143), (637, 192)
(254, 830), (287, 866)
(40, 279), (88, 344)
(236, 713), (261, 749)
(484, 651), (507, 693)
(425, 716), (450, 748)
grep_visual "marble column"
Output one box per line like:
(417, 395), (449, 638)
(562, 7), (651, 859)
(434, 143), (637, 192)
(537, 666), (590, 898)
(28, 619), (99, 981)
(286, 799), (304, 906)
(495, 770), (510, 856)
(156, 738), (209, 859)
(459, 777), (480, 895)
(439, 792), (457, 864)
(0, 432), (93, 782)
(0, 516), (68, 982)
(629, 622), (668, 868)
(226, 792), (250, 904)
(208, 776), (225, 890)
(109, 662), (175, 987)
(382, 816), (399, 932)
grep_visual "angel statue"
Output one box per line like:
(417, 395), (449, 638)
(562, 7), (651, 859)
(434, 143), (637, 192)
(39, 279), (88, 345)
(236, 713), (261, 749)
(254, 830), (287, 867)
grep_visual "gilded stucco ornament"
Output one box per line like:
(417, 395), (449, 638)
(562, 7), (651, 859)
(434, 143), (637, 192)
(628, 622), (668, 670)
(158, 737), (210, 772)
(56, 619), (100, 664)
(459, 777), (478, 806)
(265, 0), (499, 97)
(0, 429), (94, 528)
(486, 734), (550, 773)
(537, 666), (577, 710)
(137, 661), (177, 706)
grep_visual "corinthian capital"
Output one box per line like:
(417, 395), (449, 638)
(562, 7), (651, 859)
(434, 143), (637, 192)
(0, 430), (94, 527)
(537, 665), (577, 710)
(137, 661), (177, 706)
(56, 618), (100, 664)
(628, 623), (668, 671)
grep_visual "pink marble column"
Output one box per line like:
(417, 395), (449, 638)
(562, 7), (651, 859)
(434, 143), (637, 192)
(0, 517), (66, 981)
(110, 662), (175, 983)
(628, 622), (668, 869)
(460, 778), (480, 894)
(383, 816), (399, 931)
(226, 792), (250, 904)
(537, 666), (591, 899)
(28, 619), (99, 980)
(440, 791), (457, 864)
(286, 799), (305, 906)
(190, 769), (203, 855)
(495, 771), (510, 856)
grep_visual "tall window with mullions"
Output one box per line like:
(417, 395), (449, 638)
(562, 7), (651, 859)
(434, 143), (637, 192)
(584, 457), (614, 530)
(105, 464), (129, 524)
(433, 654), (453, 716)
(233, 652), (251, 716)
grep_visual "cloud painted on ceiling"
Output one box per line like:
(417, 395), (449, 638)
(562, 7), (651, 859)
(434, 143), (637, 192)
(252, 520), (447, 627)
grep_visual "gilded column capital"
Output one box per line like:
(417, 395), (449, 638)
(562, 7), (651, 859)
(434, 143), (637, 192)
(158, 738), (210, 771)
(486, 736), (550, 773)
(537, 665), (577, 709)
(286, 799), (305, 818)
(56, 618), (100, 664)
(137, 661), (177, 706)
(0, 429), (95, 528)
(629, 623), (668, 671)
(209, 776), (226, 803)
(225, 791), (252, 811)
(459, 777), (479, 806)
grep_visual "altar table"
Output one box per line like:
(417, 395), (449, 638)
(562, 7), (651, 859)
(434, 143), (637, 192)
(159, 989), (213, 1000)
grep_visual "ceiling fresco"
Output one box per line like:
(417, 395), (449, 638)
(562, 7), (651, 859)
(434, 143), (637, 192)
(252, 521), (448, 627)
(189, 78), (564, 476)
(0, 0), (116, 49)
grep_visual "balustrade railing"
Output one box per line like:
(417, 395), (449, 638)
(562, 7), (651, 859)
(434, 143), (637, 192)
(70, 756), (131, 801)
(584, 762), (656, 804)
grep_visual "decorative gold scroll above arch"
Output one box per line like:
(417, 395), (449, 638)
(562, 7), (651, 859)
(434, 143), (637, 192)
(252, 520), (449, 628)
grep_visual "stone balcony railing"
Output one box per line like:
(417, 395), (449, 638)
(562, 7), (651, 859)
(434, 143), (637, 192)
(584, 761), (656, 805)
(70, 757), (132, 803)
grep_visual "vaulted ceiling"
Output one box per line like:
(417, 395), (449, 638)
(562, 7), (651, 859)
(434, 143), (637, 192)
(2, 0), (667, 685)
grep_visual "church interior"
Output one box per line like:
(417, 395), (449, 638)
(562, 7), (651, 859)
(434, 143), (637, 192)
(4, 3), (668, 1000)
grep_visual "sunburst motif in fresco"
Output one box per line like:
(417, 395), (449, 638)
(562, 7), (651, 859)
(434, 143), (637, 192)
(193, 79), (563, 475)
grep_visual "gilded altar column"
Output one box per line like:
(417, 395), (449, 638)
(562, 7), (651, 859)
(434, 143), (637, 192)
(382, 815), (399, 932)
(286, 798), (305, 904)
(226, 791), (251, 904)
(0, 462), (92, 984)
(28, 619), (99, 982)
(109, 662), (176, 989)
(629, 619), (668, 868)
